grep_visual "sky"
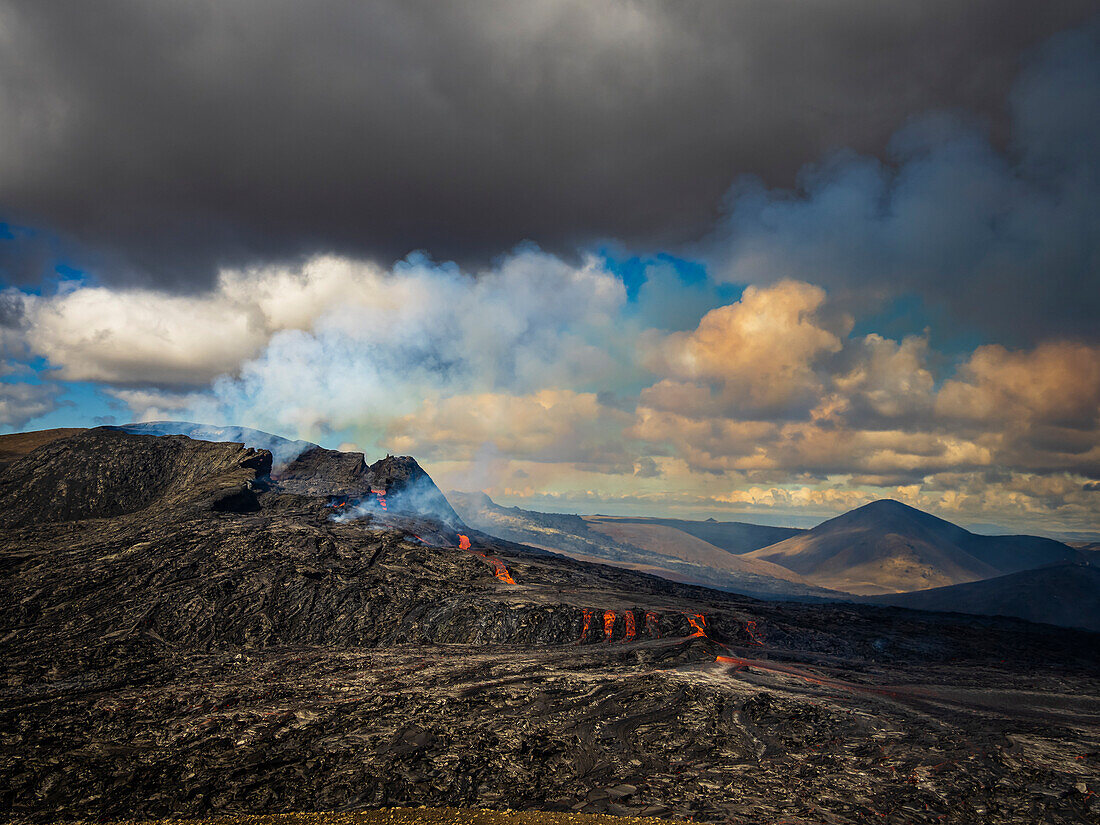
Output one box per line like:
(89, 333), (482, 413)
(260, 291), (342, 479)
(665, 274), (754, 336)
(1, 1), (1099, 536)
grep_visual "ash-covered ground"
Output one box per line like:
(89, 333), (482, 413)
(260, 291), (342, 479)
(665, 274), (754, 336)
(1, 429), (1098, 824)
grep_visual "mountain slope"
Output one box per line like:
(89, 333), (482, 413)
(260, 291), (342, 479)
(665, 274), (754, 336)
(0, 428), (271, 527)
(0, 427), (86, 472)
(448, 491), (844, 599)
(866, 563), (1100, 631)
(747, 499), (1083, 595)
(583, 515), (802, 554)
(583, 517), (811, 583)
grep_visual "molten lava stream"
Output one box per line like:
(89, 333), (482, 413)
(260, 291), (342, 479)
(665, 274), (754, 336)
(578, 609), (593, 644)
(744, 619), (765, 646)
(684, 613), (707, 638)
(622, 611), (636, 643)
(460, 535), (517, 584)
(482, 555), (516, 585)
(603, 610), (615, 643)
(645, 611), (660, 638)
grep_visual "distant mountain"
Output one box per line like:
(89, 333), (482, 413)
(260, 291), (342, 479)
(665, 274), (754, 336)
(865, 563), (1100, 632)
(747, 499), (1084, 595)
(583, 516), (814, 582)
(1072, 541), (1100, 556)
(448, 491), (845, 600)
(582, 515), (802, 554)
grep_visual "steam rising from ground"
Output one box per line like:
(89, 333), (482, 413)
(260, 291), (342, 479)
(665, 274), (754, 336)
(331, 473), (465, 529)
(119, 421), (315, 470)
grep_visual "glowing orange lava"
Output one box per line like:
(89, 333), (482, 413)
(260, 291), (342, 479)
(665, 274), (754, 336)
(370, 486), (388, 511)
(458, 534), (471, 550)
(622, 611), (636, 643)
(482, 555), (516, 584)
(685, 613), (707, 638)
(645, 611), (660, 638)
(744, 619), (764, 646)
(579, 609), (593, 643)
(603, 610), (615, 642)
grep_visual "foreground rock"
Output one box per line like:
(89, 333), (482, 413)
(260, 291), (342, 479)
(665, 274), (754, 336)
(1, 428), (1098, 824)
(104, 808), (679, 825)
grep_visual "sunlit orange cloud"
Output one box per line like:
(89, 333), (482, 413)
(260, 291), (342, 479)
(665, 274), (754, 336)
(642, 280), (849, 416)
(937, 341), (1100, 427)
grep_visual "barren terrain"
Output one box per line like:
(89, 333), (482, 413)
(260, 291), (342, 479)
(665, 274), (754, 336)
(1, 429), (1098, 824)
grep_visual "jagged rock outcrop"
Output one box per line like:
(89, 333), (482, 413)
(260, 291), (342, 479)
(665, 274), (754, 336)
(276, 448), (463, 526)
(274, 445), (372, 496)
(117, 421), (316, 470)
(116, 420), (464, 526)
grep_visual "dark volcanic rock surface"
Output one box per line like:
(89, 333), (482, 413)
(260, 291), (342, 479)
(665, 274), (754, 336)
(278, 449), (462, 527)
(0, 428), (87, 473)
(1, 430), (1098, 824)
(867, 561), (1100, 632)
(0, 428), (271, 527)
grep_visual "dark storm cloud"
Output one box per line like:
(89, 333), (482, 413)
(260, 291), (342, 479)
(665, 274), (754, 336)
(706, 21), (1100, 343)
(0, 291), (24, 328)
(0, 0), (1095, 288)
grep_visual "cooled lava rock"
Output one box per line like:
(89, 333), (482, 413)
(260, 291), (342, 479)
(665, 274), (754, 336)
(0, 428), (1097, 824)
(275, 446), (462, 526)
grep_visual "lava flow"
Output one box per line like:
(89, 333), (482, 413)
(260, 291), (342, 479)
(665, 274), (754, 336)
(482, 555), (516, 584)
(645, 611), (660, 638)
(461, 536), (517, 584)
(579, 609), (593, 644)
(744, 619), (765, 646)
(603, 610), (615, 642)
(369, 486), (387, 511)
(684, 613), (707, 638)
(622, 611), (636, 643)
(681, 611), (770, 659)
